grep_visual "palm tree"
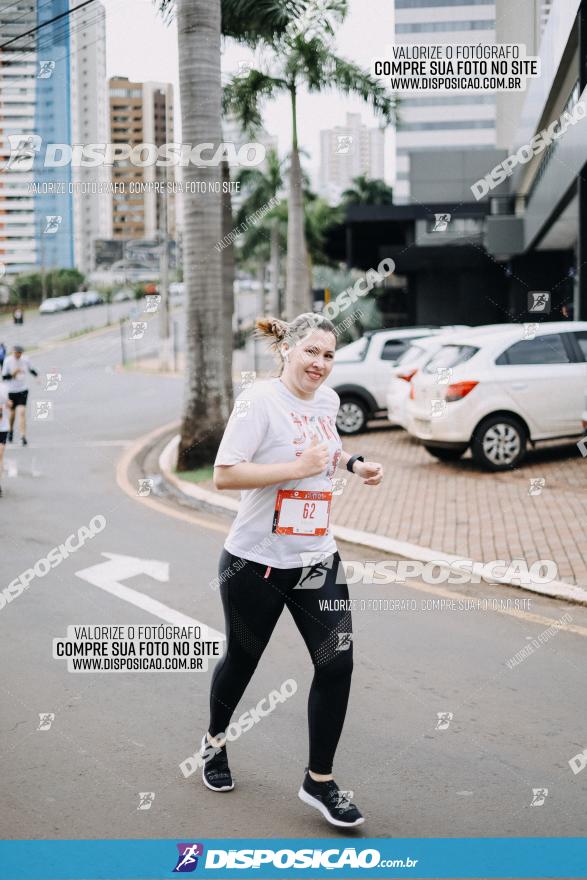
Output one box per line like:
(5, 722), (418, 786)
(156, 0), (320, 470)
(236, 148), (285, 313)
(342, 174), (394, 206)
(172, 0), (230, 471)
(223, 34), (397, 319)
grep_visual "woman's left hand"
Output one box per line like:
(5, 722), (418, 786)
(353, 459), (383, 485)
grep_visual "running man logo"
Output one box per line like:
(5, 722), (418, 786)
(240, 371), (256, 391)
(528, 291), (551, 313)
(144, 294), (161, 313)
(34, 401), (53, 421)
(38, 60), (56, 79)
(432, 213), (451, 232)
(137, 792), (155, 810)
(331, 476), (347, 496)
(430, 398), (446, 418)
(44, 216), (62, 234)
(137, 478), (154, 497)
(435, 711), (453, 730)
(37, 713), (55, 731)
(234, 399), (252, 419)
(336, 632), (352, 651)
(434, 367), (452, 386)
(130, 321), (147, 340)
(45, 372), (62, 392)
(335, 135), (353, 155)
(530, 787), (548, 806)
(173, 843), (204, 873)
(295, 552), (336, 589)
(528, 478), (545, 497)
(523, 322), (539, 340)
(569, 748), (587, 775)
(2, 134), (42, 171)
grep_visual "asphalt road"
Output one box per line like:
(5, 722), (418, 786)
(1, 323), (586, 842)
(0, 301), (136, 351)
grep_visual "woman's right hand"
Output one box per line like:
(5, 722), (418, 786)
(294, 435), (330, 479)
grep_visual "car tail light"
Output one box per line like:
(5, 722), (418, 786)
(398, 369), (418, 382)
(445, 381), (479, 403)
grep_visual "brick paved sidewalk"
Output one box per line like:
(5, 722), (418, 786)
(333, 423), (587, 587)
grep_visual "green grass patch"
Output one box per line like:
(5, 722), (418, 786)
(175, 465), (215, 484)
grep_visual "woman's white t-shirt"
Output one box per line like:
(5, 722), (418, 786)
(214, 377), (342, 569)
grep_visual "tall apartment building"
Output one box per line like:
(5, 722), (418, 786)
(109, 77), (175, 241)
(394, 0), (497, 203)
(0, 0), (107, 278)
(318, 113), (385, 204)
(0, 2), (38, 276)
(70, 0), (110, 275)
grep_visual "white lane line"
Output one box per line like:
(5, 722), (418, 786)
(75, 553), (225, 642)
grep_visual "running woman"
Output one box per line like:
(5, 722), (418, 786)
(2, 345), (38, 445)
(0, 381), (12, 497)
(203, 312), (383, 828)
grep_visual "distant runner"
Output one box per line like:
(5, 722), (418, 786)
(2, 345), (38, 446)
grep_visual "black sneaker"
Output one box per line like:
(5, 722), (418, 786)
(200, 734), (234, 792)
(22, 437), (27, 446)
(298, 770), (364, 827)
(7, 431), (12, 443)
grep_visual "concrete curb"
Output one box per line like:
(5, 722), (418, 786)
(158, 434), (587, 607)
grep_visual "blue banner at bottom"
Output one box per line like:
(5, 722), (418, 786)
(1, 838), (586, 879)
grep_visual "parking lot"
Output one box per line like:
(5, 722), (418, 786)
(333, 423), (587, 587)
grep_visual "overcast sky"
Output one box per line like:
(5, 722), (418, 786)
(100, 0), (396, 183)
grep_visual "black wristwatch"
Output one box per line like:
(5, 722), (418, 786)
(347, 454), (364, 474)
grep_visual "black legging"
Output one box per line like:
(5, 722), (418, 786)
(208, 548), (353, 774)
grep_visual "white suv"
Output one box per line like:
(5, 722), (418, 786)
(406, 321), (587, 470)
(327, 328), (439, 434)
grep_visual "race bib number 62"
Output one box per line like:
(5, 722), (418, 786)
(272, 489), (332, 536)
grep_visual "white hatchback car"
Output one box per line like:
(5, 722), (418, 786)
(387, 328), (471, 428)
(406, 321), (587, 470)
(326, 327), (439, 434)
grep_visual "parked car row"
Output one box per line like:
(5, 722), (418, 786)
(327, 322), (587, 471)
(39, 290), (104, 314)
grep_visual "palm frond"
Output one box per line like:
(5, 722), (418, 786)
(223, 70), (287, 135)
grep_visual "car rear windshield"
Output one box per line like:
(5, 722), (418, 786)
(423, 344), (479, 374)
(335, 337), (369, 361)
(396, 343), (428, 367)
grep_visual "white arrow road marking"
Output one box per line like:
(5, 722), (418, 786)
(75, 553), (225, 642)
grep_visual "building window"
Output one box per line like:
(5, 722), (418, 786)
(398, 120), (494, 131)
(396, 20), (495, 32)
(401, 95), (495, 107)
(397, 0), (492, 4)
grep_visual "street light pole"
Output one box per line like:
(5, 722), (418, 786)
(158, 95), (171, 371)
(39, 217), (47, 301)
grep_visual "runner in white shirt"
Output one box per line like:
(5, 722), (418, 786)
(1, 345), (38, 445)
(0, 383), (12, 497)
(200, 312), (383, 828)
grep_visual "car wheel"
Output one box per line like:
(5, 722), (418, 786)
(423, 445), (466, 462)
(471, 415), (527, 471)
(336, 397), (369, 435)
